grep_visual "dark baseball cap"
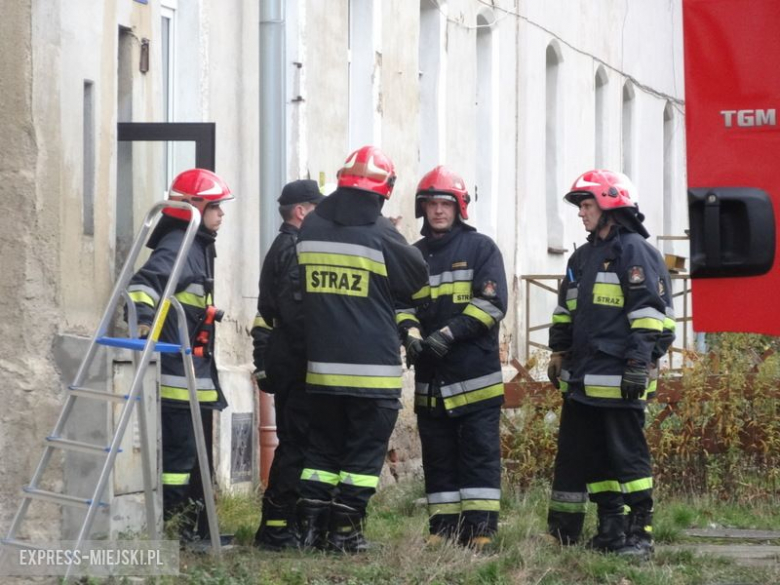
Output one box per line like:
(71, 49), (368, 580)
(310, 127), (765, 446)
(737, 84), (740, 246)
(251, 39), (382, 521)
(278, 179), (325, 205)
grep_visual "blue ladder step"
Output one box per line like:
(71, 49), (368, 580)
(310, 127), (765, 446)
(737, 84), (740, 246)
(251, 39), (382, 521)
(96, 337), (187, 353)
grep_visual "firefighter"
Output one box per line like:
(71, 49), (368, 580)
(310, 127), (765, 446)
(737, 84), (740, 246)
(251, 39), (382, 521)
(252, 180), (324, 550)
(397, 166), (508, 551)
(295, 145), (429, 553)
(126, 168), (234, 543)
(546, 169), (676, 559)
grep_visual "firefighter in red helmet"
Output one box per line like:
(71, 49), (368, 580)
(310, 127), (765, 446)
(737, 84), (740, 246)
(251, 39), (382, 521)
(546, 169), (675, 560)
(295, 146), (429, 553)
(398, 165), (508, 551)
(127, 168), (233, 544)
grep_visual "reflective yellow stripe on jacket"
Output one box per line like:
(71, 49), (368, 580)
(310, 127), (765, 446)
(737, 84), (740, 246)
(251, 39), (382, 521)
(306, 361), (402, 391)
(422, 269), (474, 303)
(174, 283), (208, 309)
(160, 374), (218, 403)
(297, 240), (388, 276)
(128, 284), (161, 308)
(441, 371), (504, 410)
(463, 297), (504, 328)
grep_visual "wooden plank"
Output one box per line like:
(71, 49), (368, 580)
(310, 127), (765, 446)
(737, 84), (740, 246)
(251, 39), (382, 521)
(684, 528), (780, 540)
(661, 543), (780, 561)
(659, 544), (780, 567)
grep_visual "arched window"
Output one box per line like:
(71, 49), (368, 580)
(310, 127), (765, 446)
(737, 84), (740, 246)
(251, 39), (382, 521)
(595, 66), (608, 168)
(622, 81), (635, 178)
(475, 11), (497, 237)
(546, 42), (564, 253)
(663, 101), (675, 251)
(348, 0), (376, 149)
(419, 0), (445, 173)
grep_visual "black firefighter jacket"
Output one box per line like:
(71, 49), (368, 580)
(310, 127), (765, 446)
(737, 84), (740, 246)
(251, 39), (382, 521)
(549, 225), (676, 410)
(127, 216), (226, 410)
(251, 222), (306, 388)
(296, 188), (429, 399)
(398, 223), (508, 417)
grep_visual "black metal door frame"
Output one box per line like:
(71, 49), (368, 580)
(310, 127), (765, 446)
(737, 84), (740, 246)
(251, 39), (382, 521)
(117, 122), (216, 171)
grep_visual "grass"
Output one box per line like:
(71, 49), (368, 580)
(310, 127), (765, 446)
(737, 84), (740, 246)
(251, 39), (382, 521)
(147, 480), (780, 584)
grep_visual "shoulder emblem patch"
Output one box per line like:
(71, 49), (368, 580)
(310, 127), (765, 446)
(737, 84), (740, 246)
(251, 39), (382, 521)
(482, 280), (498, 299)
(628, 265), (645, 284)
(658, 277), (666, 296)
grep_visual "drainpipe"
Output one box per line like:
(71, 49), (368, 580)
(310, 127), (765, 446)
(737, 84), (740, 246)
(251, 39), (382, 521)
(260, 0), (286, 257)
(258, 0), (286, 487)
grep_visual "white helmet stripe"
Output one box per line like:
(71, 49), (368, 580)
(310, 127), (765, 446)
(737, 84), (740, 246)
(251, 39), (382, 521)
(197, 181), (223, 196)
(366, 155), (388, 178)
(575, 177), (601, 189)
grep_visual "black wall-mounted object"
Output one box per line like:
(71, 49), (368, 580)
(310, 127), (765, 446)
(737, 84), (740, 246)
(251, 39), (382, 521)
(117, 122), (215, 171)
(688, 187), (775, 278)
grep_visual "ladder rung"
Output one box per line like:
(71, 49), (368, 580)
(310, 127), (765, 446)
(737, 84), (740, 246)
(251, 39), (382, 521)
(1, 539), (46, 551)
(22, 487), (108, 509)
(68, 386), (133, 402)
(45, 437), (119, 455)
(96, 336), (185, 353)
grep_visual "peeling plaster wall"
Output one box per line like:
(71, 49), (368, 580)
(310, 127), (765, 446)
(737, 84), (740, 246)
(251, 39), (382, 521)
(0, 0), (63, 539)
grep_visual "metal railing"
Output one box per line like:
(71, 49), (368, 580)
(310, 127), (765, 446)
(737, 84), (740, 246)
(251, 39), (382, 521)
(520, 273), (692, 362)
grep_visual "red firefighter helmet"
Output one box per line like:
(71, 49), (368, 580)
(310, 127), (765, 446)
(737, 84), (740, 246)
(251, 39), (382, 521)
(163, 168), (234, 221)
(564, 169), (637, 210)
(336, 146), (396, 199)
(415, 165), (471, 220)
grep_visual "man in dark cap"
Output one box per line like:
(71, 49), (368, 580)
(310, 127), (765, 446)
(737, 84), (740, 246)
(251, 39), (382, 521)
(252, 179), (324, 550)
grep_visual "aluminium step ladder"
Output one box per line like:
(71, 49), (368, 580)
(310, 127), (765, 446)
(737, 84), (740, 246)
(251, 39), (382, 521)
(1, 200), (222, 573)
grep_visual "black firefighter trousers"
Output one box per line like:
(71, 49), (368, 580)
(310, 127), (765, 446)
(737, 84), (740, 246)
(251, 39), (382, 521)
(161, 404), (214, 539)
(298, 393), (398, 516)
(418, 405), (502, 539)
(548, 398), (653, 544)
(261, 351), (309, 519)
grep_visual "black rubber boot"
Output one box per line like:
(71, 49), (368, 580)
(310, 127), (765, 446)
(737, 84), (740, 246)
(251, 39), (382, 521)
(589, 508), (651, 559)
(326, 503), (369, 554)
(255, 499), (299, 551)
(547, 509), (585, 545)
(624, 508), (654, 560)
(297, 498), (330, 550)
(588, 509), (629, 552)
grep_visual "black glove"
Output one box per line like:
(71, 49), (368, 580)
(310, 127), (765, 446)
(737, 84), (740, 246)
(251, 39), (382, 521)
(621, 363), (649, 401)
(253, 370), (272, 394)
(404, 329), (425, 368)
(424, 328), (454, 359)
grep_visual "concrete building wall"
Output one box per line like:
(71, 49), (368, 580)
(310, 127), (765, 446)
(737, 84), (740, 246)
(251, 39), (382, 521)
(0, 0), (65, 540)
